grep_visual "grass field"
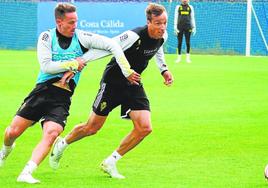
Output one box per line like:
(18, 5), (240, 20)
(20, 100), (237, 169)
(0, 50), (268, 188)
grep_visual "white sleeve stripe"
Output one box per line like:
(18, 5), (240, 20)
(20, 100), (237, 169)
(174, 5), (179, 30)
(155, 45), (168, 74)
(190, 5), (196, 28)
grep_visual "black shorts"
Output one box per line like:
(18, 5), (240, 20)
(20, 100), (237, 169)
(92, 82), (150, 119)
(16, 83), (72, 128)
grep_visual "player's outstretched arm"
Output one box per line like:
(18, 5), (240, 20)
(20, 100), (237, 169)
(37, 31), (84, 74)
(77, 30), (133, 75)
(78, 30), (141, 84)
(82, 30), (140, 63)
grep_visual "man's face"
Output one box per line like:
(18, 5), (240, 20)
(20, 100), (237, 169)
(147, 12), (167, 39)
(57, 12), (78, 37)
(181, 0), (189, 5)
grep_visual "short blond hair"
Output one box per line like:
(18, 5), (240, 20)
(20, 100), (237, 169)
(55, 3), (76, 19)
(146, 3), (166, 21)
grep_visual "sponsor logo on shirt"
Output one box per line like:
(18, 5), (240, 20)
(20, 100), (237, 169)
(144, 48), (158, 56)
(119, 33), (128, 42)
(83, 32), (93, 37)
(42, 33), (49, 41)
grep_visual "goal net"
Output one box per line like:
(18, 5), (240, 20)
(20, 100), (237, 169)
(161, 0), (268, 56)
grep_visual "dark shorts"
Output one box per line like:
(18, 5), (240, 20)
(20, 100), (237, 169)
(92, 82), (150, 119)
(16, 83), (72, 128)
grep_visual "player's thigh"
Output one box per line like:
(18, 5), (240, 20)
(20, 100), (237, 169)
(42, 121), (63, 139)
(16, 87), (47, 123)
(43, 86), (72, 129)
(7, 115), (35, 136)
(177, 32), (183, 42)
(129, 110), (152, 130)
(92, 82), (122, 116)
(121, 85), (150, 119)
(185, 30), (191, 42)
(43, 104), (69, 130)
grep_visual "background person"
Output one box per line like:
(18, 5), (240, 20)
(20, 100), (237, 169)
(174, 0), (196, 63)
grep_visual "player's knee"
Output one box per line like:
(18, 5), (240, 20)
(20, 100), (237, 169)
(142, 125), (152, 137)
(6, 126), (22, 139)
(44, 130), (60, 145)
(84, 122), (101, 136)
(136, 123), (152, 138)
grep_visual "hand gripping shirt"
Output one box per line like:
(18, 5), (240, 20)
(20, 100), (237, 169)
(37, 28), (83, 84)
(36, 28), (133, 86)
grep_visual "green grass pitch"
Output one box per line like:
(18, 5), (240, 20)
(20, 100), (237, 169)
(0, 50), (268, 188)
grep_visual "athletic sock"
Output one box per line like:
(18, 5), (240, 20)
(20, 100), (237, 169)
(21, 160), (37, 175)
(105, 151), (122, 165)
(60, 138), (69, 150)
(2, 144), (13, 156)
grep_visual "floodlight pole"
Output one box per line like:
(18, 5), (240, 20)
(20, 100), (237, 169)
(246, 0), (252, 56)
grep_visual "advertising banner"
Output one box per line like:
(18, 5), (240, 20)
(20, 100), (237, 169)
(38, 2), (148, 37)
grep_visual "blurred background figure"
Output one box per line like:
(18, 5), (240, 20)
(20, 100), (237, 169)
(174, 0), (196, 63)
